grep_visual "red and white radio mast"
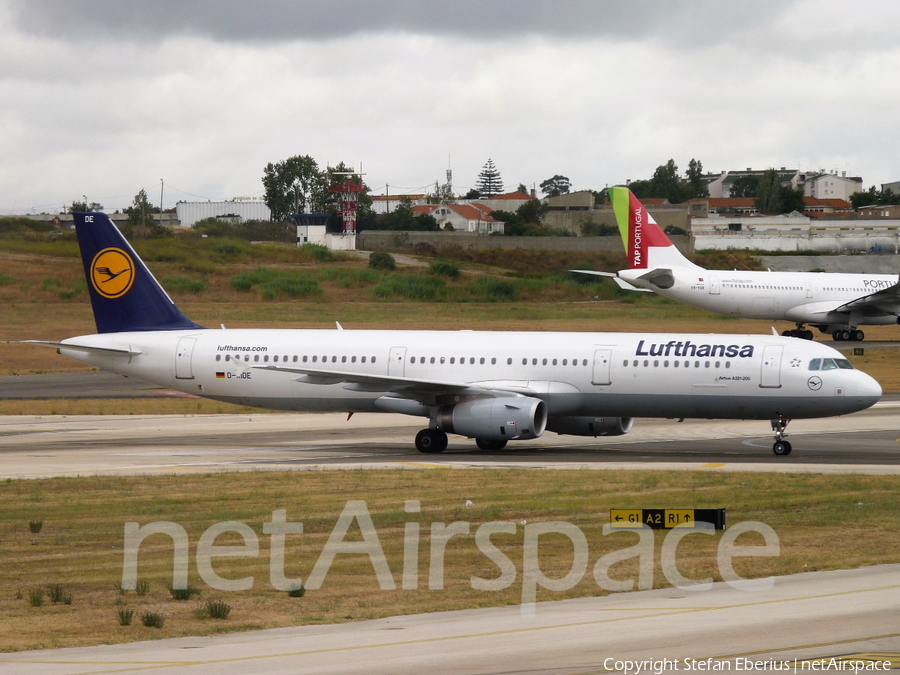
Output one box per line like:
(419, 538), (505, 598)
(329, 171), (365, 243)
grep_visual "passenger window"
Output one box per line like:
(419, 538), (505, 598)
(362, 356), (367, 363)
(372, 357), (376, 363)
(623, 360), (628, 366)
(264, 355), (269, 362)
(725, 362), (731, 369)
(664, 360), (669, 367)
(491, 358), (496, 365)
(470, 357), (475, 364)
(522, 358), (527, 365)
(312, 355), (317, 363)
(542, 358), (548, 365)
(582, 359), (588, 366)
(332, 356), (337, 363)
(245, 355), (249, 362)
(302, 355), (308, 363)
(563, 359), (568, 366)
(533, 358), (538, 365)
(430, 357), (435, 364)
(507, 358), (512, 365)
(633, 360), (638, 367)
(293, 356), (298, 362)
(480, 357), (486, 365)
(705, 361), (710, 368)
(351, 356), (356, 363)
(653, 360), (659, 367)
(273, 356), (278, 362)
(216, 354), (221, 362)
(254, 355), (259, 362)
(342, 356), (347, 363)
(809, 358), (821, 370)
(694, 361), (700, 368)
(673, 360), (679, 367)
(450, 357), (455, 364)
(440, 357), (445, 364)
(643, 360), (649, 367)
(552, 359), (557, 366)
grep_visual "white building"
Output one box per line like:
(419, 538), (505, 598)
(175, 199), (271, 228)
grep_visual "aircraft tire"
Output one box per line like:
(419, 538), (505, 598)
(852, 329), (865, 341)
(782, 330), (793, 337)
(416, 429), (448, 454)
(773, 440), (792, 456)
(475, 438), (508, 451)
(802, 330), (814, 340)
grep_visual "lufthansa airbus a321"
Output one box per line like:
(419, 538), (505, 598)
(23, 212), (881, 456)
(576, 187), (900, 342)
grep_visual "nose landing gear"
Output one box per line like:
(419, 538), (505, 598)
(771, 416), (792, 456)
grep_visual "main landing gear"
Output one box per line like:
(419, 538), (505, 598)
(415, 429), (448, 454)
(832, 328), (865, 342)
(771, 416), (792, 456)
(781, 325), (813, 340)
(414, 429), (510, 453)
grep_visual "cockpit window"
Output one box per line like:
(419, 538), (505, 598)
(835, 359), (854, 370)
(809, 358), (821, 371)
(821, 358), (838, 370)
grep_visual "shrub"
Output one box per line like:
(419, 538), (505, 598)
(169, 585), (201, 601)
(368, 251), (396, 271)
(465, 277), (518, 302)
(47, 584), (70, 603)
(301, 243), (335, 262)
(40, 277), (61, 290)
(117, 608), (134, 626)
(229, 267), (321, 299)
(140, 611), (164, 628)
(162, 276), (207, 293)
(372, 274), (445, 301)
(135, 580), (150, 596)
(28, 588), (44, 607)
(429, 260), (460, 279)
(287, 584), (306, 598)
(204, 599), (232, 619)
(0, 272), (13, 285)
(28, 519), (43, 533)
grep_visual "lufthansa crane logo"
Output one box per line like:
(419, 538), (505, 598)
(90, 248), (135, 299)
(807, 376), (823, 391)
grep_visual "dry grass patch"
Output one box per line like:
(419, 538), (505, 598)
(1, 470), (899, 651)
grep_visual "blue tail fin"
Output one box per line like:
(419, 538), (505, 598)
(74, 213), (204, 334)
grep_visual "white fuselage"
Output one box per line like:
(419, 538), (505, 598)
(58, 328), (880, 424)
(620, 268), (900, 326)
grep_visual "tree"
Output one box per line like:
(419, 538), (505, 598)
(475, 159), (504, 197)
(850, 186), (900, 209)
(648, 159), (685, 203)
(426, 181), (455, 204)
(685, 159), (709, 199)
(539, 175), (571, 197)
(754, 169), (804, 214)
(755, 169), (783, 214)
(729, 175), (761, 198)
(463, 188), (481, 199)
(68, 199), (103, 213)
(262, 155), (328, 222)
(124, 189), (158, 229)
(517, 198), (547, 225)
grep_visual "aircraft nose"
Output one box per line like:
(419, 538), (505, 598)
(858, 372), (882, 401)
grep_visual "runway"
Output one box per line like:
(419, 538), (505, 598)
(3, 564), (900, 675)
(2, 397), (900, 478)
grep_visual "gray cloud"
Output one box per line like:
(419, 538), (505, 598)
(8, 0), (791, 45)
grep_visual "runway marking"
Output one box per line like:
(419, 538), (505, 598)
(700, 462), (727, 468)
(394, 461), (450, 468)
(6, 584), (900, 673)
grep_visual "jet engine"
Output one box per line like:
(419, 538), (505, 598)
(438, 397), (547, 441)
(545, 416), (634, 437)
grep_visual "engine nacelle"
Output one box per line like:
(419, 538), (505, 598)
(545, 416), (634, 437)
(438, 396), (547, 441)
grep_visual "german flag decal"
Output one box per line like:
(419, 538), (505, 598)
(216, 372), (226, 379)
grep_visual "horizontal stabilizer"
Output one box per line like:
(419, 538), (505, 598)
(17, 340), (142, 356)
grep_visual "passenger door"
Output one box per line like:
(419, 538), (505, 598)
(388, 347), (407, 377)
(591, 349), (612, 386)
(759, 345), (783, 388)
(175, 337), (197, 380)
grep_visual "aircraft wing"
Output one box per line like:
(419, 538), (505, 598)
(567, 269), (653, 292)
(253, 365), (537, 405)
(833, 277), (900, 314)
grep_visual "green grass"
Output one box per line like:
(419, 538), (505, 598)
(372, 274), (446, 300)
(229, 267), (322, 299)
(161, 276), (208, 293)
(0, 470), (899, 650)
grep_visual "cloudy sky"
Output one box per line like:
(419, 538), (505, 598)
(2, 0), (899, 214)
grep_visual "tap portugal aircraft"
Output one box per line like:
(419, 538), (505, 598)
(575, 187), (900, 342)
(25, 212), (881, 457)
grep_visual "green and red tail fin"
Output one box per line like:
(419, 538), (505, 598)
(608, 187), (696, 270)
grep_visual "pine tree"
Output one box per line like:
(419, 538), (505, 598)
(475, 159), (504, 197)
